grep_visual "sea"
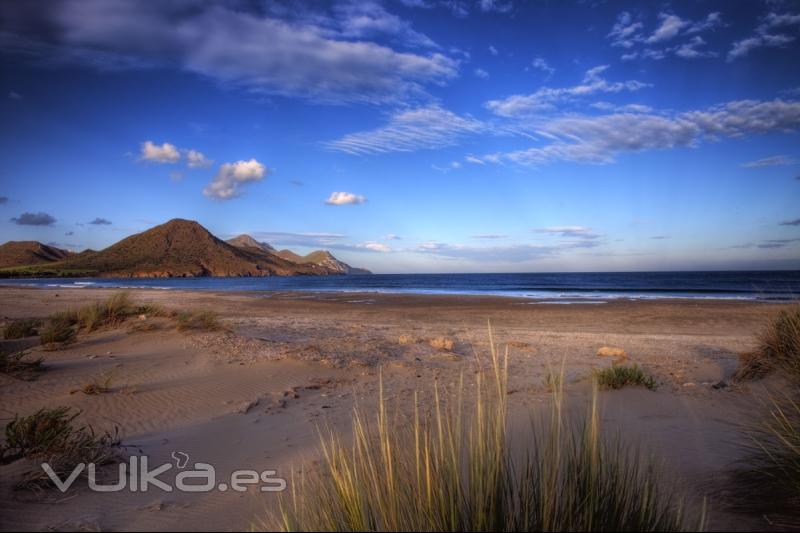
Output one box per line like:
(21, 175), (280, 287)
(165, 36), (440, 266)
(2, 271), (800, 303)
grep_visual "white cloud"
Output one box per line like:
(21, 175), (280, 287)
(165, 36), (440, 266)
(728, 11), (800, 61)
(675, 36), (716, 59)
(140, 141), (180, 164)
(186, 149), (213, 168)
(356, 241), (391, 252)
(488, 45), (498, 56)
(0, 0), (458, 104)
(485, 65), (650, 117)
(475, 99), (800, 167)
(528, 56), (554, 79)
(741, 155), (797, 168)
(383, 234), (402, 240)
(324, 105), (487, 155)
(325, 191), (367, 205)
(647, 13), (689, 44)
(478, 0), (513, 14)
(474, 67), (489, 79)
(203, 159), (267, 200)
(610, 10), (722, 60)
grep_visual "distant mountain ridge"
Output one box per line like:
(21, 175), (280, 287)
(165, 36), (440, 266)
(226, 235), (370, 275)
(0, 241), (73, 269)
(0, 219), (371, 278)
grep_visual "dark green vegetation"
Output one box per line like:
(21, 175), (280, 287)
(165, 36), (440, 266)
(730, 305), (800, 528)
(0, 351), (44, 380)
(0, 407), (119, 490)
(594, 365), (658, 391)
(3, 318), (41, 339)
(735, 305), (800, 382)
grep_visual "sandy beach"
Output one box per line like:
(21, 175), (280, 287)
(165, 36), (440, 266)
(0, 286), (792, 531)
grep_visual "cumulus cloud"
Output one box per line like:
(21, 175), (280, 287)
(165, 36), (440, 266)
(140, 141), (180, 164)
(485, 65), (650, 117)
(647, 13), (689, 43)
(324, 105), (487, 155)
(675, 36), (716, 59)
(742, 155), (797, 168)
(0, 0), (458, 104)
(89, 217), (112, 225)
(203, 159), (267, 200)
(474, 99), (800, 167)
(11, 211), (56, 226)
(325, 191), (367, 205)
(186, 149), (213, 168)
(728, 11), (800, 61)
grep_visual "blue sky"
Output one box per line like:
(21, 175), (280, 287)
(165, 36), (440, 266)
(1, 0), (799, 273)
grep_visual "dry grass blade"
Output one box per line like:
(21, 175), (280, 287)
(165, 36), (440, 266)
(594, 365), (658, 391)
(272, 327), (692, 532)
(735, 305), (800, 382)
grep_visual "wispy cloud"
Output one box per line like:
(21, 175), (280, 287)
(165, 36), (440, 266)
(728, 12), (800, 61)
(741, 155), (797, 168)
(474, 99), (800, 167)
(485, 65), (650, 117)
(89, 217), (112, 225)
(0, 196), (8, 205)
(471, 234), (509, 240)
(780, 218), (800, 226)
(324, 105), (487, 155)
(609, 10), (721, 61)
(186, 149), (213, 169)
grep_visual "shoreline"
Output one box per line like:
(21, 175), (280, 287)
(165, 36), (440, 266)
(0, 282), (795, 305)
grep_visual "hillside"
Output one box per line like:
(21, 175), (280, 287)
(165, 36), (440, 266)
(275, 249), (371, 275)
(0, 220), (371, 278)
(0, 241), (72, 269)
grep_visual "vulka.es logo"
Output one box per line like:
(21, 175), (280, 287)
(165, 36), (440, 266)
(42, 453), (287, 493)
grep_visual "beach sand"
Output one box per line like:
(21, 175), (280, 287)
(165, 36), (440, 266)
(0, 287), (791, 531)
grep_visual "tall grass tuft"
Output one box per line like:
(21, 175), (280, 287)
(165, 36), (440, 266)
(0, 407), (120, 490)
(0, 351), (44, 380)
(736, 305), (800, 382)
(40, 311), (77, 347)
(274, 328), (692, 532)
(3, 318), (41, 340)
(77, 291), (134, 332)
(176, 309), (225, 332)
(730, 391), (800, 528)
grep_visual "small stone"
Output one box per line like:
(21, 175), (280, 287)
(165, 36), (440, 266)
(712, 380), (728, 390)
(682, 382), (697, 388)
(597, 346), (626, 358)
(429, 337), (455, 351)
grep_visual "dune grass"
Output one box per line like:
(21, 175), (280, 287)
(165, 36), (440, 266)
(273, 330), (692, 532)
(730, 391), (800, 528)
(0, 407), (120, 490)
(71, 371), (115, 395)
(176, 309), (225, 332)
(3, 318), (41, 340)
(39, 311), (77, 347)
(594, 365), (657, 391)
(0, 351), (44, 380)
(735, 305), (800, 382)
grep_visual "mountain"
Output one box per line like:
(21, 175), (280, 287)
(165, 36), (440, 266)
(275, 249), (371, 275)
(226, 234), (276, 254)
(0, 220), (371, 278)
(0, 241), (72, 268)
(228, 235), (371, 275)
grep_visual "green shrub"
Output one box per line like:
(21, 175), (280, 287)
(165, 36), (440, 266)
(594, 365), (657, 391)
(3, 318), (41, 340)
